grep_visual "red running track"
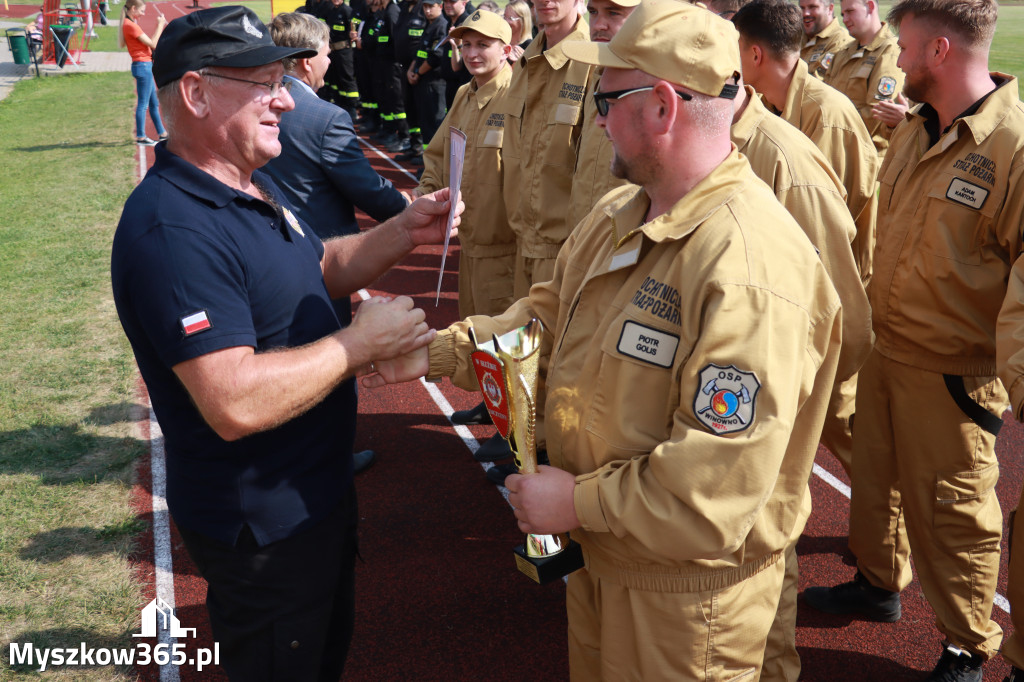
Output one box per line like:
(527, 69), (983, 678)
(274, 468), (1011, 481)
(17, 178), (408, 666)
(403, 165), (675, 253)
(123, 12), (1021, 676)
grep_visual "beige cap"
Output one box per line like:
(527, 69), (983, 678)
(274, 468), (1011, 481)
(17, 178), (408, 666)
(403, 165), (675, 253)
(561, 0), (741, 99)
(610, 0), (641, 8)
(450, 9), (513, 44)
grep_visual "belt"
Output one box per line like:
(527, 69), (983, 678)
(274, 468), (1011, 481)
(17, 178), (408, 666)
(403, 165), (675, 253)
(331, 40), (352, 50)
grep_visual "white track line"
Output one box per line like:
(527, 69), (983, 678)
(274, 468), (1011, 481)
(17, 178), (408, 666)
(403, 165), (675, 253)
(358, 138), (420, 184)
(136, 145), (180, 682)
(148, 410), (181, 682)
(811, 463), (1010, 614)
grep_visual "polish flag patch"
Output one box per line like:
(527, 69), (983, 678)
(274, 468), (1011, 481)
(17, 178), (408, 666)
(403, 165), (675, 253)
(180, 310), (212, 336)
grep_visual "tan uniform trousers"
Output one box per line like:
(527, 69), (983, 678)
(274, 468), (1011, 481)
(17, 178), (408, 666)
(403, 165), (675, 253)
(762, 491), (810, 682)
(567, 558), (785, 681)
(762, 374), (854, 682)
(850, 350), (1004, 659)
(513, 251), (557, 300)
(457, 251), (516, 320)
(1004, 495), (1024, 669)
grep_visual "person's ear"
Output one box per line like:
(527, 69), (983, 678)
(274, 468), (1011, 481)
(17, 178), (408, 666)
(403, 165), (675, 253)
(180, 71), (211, 119)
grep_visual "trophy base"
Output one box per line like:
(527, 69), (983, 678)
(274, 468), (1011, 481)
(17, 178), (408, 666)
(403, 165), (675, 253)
(513, 540), (584, 584)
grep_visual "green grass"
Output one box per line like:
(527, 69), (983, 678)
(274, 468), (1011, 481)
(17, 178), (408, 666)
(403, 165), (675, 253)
(0, 72), (146, 681)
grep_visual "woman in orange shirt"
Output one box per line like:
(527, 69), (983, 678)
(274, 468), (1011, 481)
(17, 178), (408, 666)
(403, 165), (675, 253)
(120, 0), (167, 145)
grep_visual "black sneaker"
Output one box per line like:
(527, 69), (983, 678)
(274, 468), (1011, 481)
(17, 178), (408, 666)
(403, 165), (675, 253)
(927, 643), (983, 682)
(486, 462), (518, 486)
(802, 571), (901, 622)
(1006, 665), (1023, 682)
(474, 433), (513, 462)
(451, 401), (493, 426)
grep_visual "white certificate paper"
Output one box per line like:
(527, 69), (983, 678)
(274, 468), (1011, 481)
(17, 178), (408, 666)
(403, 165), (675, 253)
(436, 127), (466, 305)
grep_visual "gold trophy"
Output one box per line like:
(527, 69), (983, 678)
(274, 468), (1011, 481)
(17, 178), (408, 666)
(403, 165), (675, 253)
(469, 318), (584, 584)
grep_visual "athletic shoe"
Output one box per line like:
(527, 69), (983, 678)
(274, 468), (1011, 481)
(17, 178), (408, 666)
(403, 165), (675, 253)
(135, 136), (157, 146)
(451, 402), (492, 426)
(353, 449), (375, 474)
(486, 462), (518, 486)
(927, 643), (983, 682)
(473, 433), (513, 462)
(1005, 665), (1023, 682)
(802, 571), (902, 622)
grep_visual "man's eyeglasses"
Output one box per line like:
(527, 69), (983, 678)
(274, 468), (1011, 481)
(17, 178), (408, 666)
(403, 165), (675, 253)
(593, 86), (692, 116)
(203, 72), (292, 98)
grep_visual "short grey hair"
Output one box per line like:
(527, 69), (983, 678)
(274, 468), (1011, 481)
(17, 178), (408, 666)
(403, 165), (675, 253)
(269, 12), (329, 73)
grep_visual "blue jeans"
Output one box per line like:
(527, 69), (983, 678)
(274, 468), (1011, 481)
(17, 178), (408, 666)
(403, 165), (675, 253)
(131, 61), (165, 138)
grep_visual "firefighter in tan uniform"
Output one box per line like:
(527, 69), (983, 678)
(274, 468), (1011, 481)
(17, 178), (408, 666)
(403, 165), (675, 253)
(500, 0), (592, 299)
(799, 0), (851, 78)
(735, 0), (877, 284)
(417, 10), (515, 322)
(805, 2), (1024, 680)
(366, 3), (843, 678)
(564, 0), (638, 232)
(825, 0), (905, 157)
(417, 10), (517, 446)
(728, 59), (871, 682)
(996, 260), (1024, 682)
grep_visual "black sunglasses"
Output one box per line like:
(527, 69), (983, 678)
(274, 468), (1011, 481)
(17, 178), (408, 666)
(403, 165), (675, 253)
(593, 86), (692, 116)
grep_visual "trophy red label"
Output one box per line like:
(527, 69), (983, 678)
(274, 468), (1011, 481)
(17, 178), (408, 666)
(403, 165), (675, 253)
(470, 350), (511, 439)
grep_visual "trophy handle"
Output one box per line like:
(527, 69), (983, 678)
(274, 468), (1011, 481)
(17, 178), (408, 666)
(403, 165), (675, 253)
(517, 374), (538, 475)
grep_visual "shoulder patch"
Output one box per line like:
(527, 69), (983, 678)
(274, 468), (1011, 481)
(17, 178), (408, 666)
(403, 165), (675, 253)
(820, 52), (834, 70)
(693, 364), (760, 435)
(876, 76), (897, 99)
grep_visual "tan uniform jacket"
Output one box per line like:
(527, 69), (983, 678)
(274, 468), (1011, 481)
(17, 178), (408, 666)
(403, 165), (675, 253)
(771, 61), (879, 282)
(566, 74), (633, 231)
(428, 150), (842, 591)
(734, 88), (872, 382)
(419, 66), (516, 258)
(501, 18), (593, 260)
(801, 19), (852, 79)
(999, 258), (1024, 421)
(825, 23), (904, 156)
(875, 75), (1024, 378)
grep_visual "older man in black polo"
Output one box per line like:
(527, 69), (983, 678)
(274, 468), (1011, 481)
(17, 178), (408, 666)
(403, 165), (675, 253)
(111, 7), (461, 680)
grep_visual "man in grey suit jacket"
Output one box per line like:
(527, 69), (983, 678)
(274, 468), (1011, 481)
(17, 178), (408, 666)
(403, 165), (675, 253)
(265, 12), (413, 471)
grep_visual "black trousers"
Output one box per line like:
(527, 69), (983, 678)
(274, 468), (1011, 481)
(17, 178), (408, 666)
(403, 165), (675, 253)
(177, 489), (359, 682)
(416, 76), (447, 149)
(326, 49), (359, 116)
(374, 58), (408, 137)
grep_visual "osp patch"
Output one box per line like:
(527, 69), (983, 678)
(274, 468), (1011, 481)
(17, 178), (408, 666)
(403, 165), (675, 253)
(875, 76), (897, 100)
(693, 364), (760, 435)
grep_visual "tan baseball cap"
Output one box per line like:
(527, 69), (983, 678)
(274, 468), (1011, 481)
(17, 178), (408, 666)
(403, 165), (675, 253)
(561, 0), (741, 99)
(450, 9), (513, 44)
(609, 0), (641, 8)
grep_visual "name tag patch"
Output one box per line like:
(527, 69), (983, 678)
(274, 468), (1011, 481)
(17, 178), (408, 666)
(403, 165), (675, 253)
(483, 129), (503, 146)
(617, 321), (678, 368)
(946, 178), (988, 210)
(554, 103), (580, 125)
(693, 364), (760, 435)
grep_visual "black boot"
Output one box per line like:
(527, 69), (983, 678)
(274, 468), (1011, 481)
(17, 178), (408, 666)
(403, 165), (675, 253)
(802, 570), (901, 622)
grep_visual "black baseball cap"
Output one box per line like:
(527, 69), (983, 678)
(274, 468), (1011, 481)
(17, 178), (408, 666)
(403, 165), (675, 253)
(153, 6), (316, 88)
